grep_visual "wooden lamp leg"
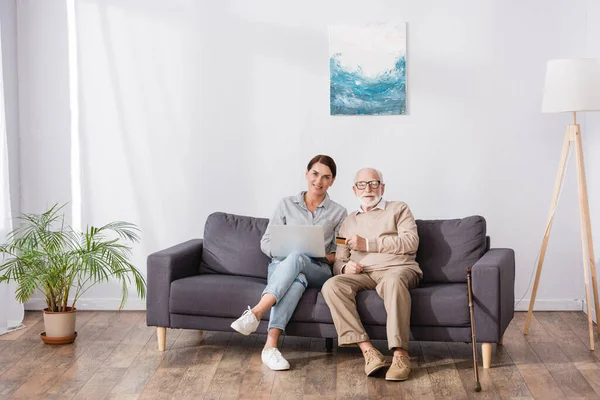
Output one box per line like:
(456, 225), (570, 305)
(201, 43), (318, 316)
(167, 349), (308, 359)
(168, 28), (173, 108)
(574, 126), (600, 332)
(574, 126), (600, 348)
(525, 126), (572, 334)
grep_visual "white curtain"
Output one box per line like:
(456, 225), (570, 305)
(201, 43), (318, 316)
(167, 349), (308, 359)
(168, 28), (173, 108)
(0, 18), (23, 336)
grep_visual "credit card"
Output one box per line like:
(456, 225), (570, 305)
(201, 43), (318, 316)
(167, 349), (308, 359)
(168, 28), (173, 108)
(335, 236), (346, 245)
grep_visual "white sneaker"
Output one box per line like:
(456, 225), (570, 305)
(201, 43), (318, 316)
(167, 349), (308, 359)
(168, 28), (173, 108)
(230, 306), (259, 335)
(261, 348), (290, 371)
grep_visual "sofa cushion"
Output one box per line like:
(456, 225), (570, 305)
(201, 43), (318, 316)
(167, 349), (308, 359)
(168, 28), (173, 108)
(312, 283), (470, 327)
(200, 212), (270, 279)
(170, 274), (267, 317)
(170, 274), (326, 324)
(416, 216), (487, 283)
(172, 275), (470, 328)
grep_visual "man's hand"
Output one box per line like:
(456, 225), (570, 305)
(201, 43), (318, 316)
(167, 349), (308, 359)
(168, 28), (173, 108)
(343, 260), (363, 274)
(346, 235), (367, 252)
(325, 253), (336, 265)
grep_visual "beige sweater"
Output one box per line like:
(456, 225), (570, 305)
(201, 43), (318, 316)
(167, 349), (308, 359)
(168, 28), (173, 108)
(333, 201), (422, 277)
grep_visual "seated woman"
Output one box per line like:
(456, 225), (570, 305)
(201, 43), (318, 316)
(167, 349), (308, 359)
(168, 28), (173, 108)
(231, 154), (347, 370)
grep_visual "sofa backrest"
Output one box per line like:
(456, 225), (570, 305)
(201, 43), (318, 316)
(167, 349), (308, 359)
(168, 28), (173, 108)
(200, 212), (487, 283)
(200, 212), (270, 279)
(416, 216), (487, 283)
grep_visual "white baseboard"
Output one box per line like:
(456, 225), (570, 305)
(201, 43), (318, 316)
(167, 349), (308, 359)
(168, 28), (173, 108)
(514, 299), (583, 312)
(583, 301), (598, 324)
(25, 298), (146, 311)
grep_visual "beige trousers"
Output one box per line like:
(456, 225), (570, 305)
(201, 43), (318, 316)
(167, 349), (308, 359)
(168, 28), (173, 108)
(321, 268), (419, 350)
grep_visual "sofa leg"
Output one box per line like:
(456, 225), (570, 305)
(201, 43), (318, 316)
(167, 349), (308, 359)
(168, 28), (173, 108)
(482, 342), (492, 368)
(157, 327), (166, 352)
(498, 335), (504, 345)
(326, 338), (333, 353)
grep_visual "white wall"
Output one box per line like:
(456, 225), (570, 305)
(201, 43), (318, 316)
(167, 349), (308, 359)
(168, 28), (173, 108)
(18, 0), (596, 310)
(0, 0), (20, 218)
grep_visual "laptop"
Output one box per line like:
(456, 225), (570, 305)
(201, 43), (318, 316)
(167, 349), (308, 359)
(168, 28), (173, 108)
(269, 225), (326, 258)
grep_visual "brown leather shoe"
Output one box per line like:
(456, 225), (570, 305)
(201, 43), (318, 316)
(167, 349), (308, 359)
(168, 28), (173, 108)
(385, 354), (411, 381)
(363, 348), (387, 376)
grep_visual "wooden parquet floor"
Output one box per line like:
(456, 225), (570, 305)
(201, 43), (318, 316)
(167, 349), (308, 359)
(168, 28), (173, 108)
(0, 311), (599, 399)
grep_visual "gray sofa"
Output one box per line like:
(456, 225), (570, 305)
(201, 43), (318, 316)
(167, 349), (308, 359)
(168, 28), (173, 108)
(147, 212), (515, 368)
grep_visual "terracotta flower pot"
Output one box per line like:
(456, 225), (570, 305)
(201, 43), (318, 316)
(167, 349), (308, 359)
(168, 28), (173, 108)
(43, 307), (77, 341)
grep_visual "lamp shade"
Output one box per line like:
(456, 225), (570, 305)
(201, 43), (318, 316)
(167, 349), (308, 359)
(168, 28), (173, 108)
(541, 58), (600, 113)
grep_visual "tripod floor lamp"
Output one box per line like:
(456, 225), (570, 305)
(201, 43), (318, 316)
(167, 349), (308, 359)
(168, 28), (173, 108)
(524, 58), (600, 350)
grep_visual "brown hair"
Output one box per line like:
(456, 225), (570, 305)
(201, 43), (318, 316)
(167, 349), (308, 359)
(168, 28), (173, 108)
(307, 154), (337, 178)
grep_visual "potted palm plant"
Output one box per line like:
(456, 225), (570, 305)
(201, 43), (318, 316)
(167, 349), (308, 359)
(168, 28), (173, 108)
(0, 204), (146, 344)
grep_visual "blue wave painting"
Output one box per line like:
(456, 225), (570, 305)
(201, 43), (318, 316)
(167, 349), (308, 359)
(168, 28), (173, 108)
(329, 23), (406, 115)
(330, 54), (406, 115)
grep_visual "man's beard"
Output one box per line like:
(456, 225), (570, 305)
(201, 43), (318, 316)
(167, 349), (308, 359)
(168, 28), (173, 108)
(357, 194), (381, 209)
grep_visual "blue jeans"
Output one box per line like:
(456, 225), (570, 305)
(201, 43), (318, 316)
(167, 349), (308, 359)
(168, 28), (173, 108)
(263, 251), (332, 331)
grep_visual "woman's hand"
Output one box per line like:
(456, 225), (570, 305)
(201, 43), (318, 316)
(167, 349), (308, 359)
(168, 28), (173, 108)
(343, 260), (363, 274)
(325, 253), (336, 265)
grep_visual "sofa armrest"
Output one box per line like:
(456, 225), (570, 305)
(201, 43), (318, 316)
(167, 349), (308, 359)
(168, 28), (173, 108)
(472, 248), (515, 342)
(146, 239), (203, 327)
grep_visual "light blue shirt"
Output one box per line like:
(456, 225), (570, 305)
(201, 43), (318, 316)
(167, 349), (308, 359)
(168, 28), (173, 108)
(261, 191), (348, 258)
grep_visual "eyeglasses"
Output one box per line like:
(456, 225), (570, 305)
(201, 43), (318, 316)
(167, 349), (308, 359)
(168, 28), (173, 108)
(354, 180), (381, 190)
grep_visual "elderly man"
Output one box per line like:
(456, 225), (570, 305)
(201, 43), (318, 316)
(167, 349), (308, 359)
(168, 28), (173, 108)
(321, 168), (422, 381)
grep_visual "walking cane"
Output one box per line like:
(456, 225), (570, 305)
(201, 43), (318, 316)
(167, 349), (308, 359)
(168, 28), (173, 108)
(466, 266), (482, 392)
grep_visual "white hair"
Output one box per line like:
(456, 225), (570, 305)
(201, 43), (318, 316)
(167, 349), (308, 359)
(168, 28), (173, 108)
(355, 168), (384, 183)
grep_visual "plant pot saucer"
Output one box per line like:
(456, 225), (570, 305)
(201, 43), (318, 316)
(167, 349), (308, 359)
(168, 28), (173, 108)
(40, 331), (77, 345)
